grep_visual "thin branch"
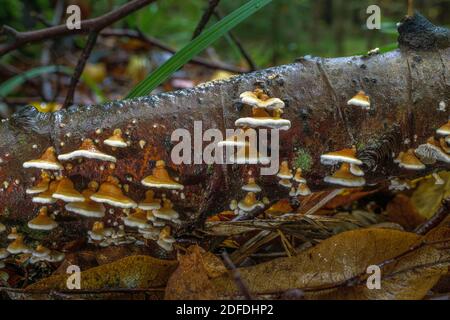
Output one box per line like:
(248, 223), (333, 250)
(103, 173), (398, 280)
(63, 31), (98, 107)
(192, 0), (222, 39)
(222, 251), (254, 300)
(100, 28), (248, 73)
(415, 200), (450, 235)
(407, 0), (414, 17)
(213, 11), (257, 70)
(0, 0), (155, 56)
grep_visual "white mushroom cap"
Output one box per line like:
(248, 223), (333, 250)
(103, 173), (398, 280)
(324, 163), (366, 187)
(23, 147), (63, 170)
(347, 91), (370, 109)
(296, 183), (311, 196)
(242, 178), (262, 193)
(58, 139), (116, 162)
(278, 179), (292, 188)
(239, 90), (285, 110)
(320, 146), (362, 165)
(349, 163), (365, 177)
(123, 209), (149, 229)
(436, 121), (450, 136)
(104, 129), (128, 148)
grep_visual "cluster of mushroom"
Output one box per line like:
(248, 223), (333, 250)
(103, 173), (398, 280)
(0, 227), (64, 267)
(18, 129), (184, 252)
(235, 175), (265, 218)
(275, 161), (311, 196)
(395, 120), (450, 176)
(321, 146), (366, 187)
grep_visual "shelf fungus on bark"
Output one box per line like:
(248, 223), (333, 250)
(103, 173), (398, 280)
(7, 227), (19, 240)
(265, 199), (293, 217)
(27, 207), (58, 231)
(7, 235), (30, 254)
(90, 176), (137, 209)
(235, 107), (291, 130)
(52, 177), (85, 202)
(320, 146), (362, 165)
(415, 137), (450, 164)
(238, 192), (264, 212)
(347, 91), (370, 109)
(138, 190), (162, 210)
(439, 137), (450, 153)
(23, 147), (63, 170)
(294, 183), (312, 196)
(157, 226), (176, 252)
(146, 210), (166, 227)
(141, 160), (184, 190)
(277, 161), (293, 179)
(26, 171), (51, 195)
(103, 129), (128, 148)
(65, 182), (106, 218)
(324, 163), (366, 187)
(32, 180), (59, 204)
(88, 221), (113, 241)
(293, 168), (306, 183)
(30, 245), (65, 264)
(242, 177), (262, 193)
(58, 138), (116, 162)
(349, 163), (365, 177)
(123, 208), (150, 229)
(436, 120), (450, 136)
(138, 225), (160, 240)
(239, 88), (285, 110)
(153, 199), (179, 222)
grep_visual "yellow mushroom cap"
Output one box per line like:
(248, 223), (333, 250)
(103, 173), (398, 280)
(7, 235), (30, 254)
(320, 146), (362, 165)
(32, 244), (51, 258)
(238, 192), (264, 212)
(0, 222), (5, 234)
(265, 199), (293, 216)
(436, 121), (450, 136)
(26, 172), (51, 195)
(324, 163), (366, 187)
(88, 221), (113, 241)
(7, 227), (19, 240)
(293, 168), (306, 183)
(138, 190), (162, 210)
(104, 129), (127, 148)
(123, 208), (149, 229)
(439, 137), (450, 154)
(52, 177), (85, 203)
(0, 248), (9, 259)
(27, 207), (58, 231)
(277, 161), (293, 179)
(397, 149), (426, 170)
(23, 147), (63, 170)
(90, 177), (137, 209)
(279, 179), (292, 188)
(157, 226), (176, 252)
(58, 139), (116, 162)
(239, 89), (285, 110)
(296, 183), (311, 196)
(141, 160), (184, 190)
(242, 177), (262, 193)
(65, 189), (106, 218)
(347, 91), (370, 109)
(153, 199), (179, 221)
(32, 180), (59, 204)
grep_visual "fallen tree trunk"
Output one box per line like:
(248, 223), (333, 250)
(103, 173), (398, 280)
(0, 14), (449, 242)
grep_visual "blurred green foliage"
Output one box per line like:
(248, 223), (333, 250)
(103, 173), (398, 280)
(1, 0), (449, 67)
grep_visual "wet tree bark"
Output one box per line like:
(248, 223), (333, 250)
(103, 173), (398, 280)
(0, 14), (449, 239)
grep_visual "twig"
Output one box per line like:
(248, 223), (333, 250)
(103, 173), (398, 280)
(222, 251), (253, 300)
(99, 28), (248, 73)
(0, 0), (155, 56)
(63, 31), (98, 107)
(407, 0), (414, 17)
(214, 11), (257, 71)
(0, 286), (165, 295)
(415, 200), (450, 235)
(192, 0), (222, 39)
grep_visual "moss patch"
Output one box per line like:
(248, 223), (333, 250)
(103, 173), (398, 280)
(293, 148), (313, 172)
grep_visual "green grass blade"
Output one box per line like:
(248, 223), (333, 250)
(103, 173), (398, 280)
(126, 0), (272, 99)
(0, 65), (72, 98)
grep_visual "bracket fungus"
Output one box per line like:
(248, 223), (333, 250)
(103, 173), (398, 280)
(436, 120), (450, 136)
(27, 207), (58, 231)
(277, 161), (293, 179)
(88, 221), (113, 241)
(279, 179), (293, 188)
(58, 138), (116, 162)
(242, 177), (262, 193)
(7, 227), (19, 240)
(138, 190), (162, 210)
(7, 235), (30, 254)
(395, 149), (426, 170)
(103, 129), (128, 148)
(90, 176), (137, 209)
(293, 168), (306, 183)
(295, 183), (312, 196)
(235, 107), (291, 130)
(238, 192), (264, 212)
(265, 199), (293, 217)
(239, 88), (285, 110)
(26, 171), (51, 195)
(324, 163), (366, 187)
(157, 226), (176, 252)
(32, 180), (59, 204)
(65, 185), (106, 218)
(141, 160), (184, 190)
(138, 225), (160, 240)
(23, 147), (63, 170)
(349, 163), (365, 177)
(415, 137), (450, 164)
(320, 146), (362, 165)
(123, 208), (149, 229)
(152, 199), (179, 221)
(347, 91), (370, 109)
(52, 177), (85, 202)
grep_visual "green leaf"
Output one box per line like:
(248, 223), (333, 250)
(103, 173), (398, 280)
(126, 0), (272, 99)
(0, 65), (72, 98)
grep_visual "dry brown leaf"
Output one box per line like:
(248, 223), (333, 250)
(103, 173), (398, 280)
(211, 228), (450, 300)
(165, 246), (222, 300)
(386, 194), (426, 229)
